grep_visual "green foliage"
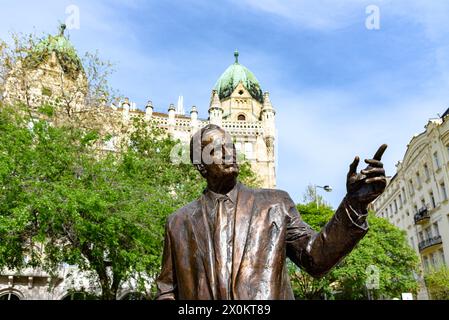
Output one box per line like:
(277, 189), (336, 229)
(425, 266), (449, 300)
(37, 103), (55, 117)
(289, 260), (334, 300)
(0, 103), (259, 299)
(290, 197), (420, 300)
(332, 213), (419, 300)
(1, 28), (254, 299)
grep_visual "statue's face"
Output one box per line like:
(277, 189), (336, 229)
(200, 128), (239, 180)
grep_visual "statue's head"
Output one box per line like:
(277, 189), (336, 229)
(190, 124), (240, 181)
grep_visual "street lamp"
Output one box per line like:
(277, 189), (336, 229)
(314, 185), (332, 208)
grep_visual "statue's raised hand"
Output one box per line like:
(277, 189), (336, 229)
(346, 144), (388, 210)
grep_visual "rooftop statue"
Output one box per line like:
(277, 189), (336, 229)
(156, 124), (387, 300)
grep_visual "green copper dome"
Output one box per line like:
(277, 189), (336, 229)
(25, 24), (83, 79)
(214, 51), (264, 103)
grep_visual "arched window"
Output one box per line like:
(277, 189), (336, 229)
(238, 114), (246, 121)
(0, 292), (21, 300)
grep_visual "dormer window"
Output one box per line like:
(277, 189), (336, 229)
(238, 114), (246, 121)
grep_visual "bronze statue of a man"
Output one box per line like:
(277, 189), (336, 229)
(156, 124), (387, 300)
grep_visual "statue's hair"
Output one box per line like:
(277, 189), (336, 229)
(189, 124), (223, 165)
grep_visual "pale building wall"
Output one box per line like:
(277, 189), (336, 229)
(0, 266), (149, 300)
(372, 112), (449, 299)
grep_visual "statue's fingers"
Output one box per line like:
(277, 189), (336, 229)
(365, 176), (387, 184)
(361, 167), (385, 176)
(348, 156), (360, 176)
(364, 159), (383, 168)
(373, 144), (388, 161)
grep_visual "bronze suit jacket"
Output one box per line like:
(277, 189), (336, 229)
(156, 183), (368, 300)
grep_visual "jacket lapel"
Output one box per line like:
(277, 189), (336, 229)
(231, 184), (255, 288)
(190, 197), (217, 299)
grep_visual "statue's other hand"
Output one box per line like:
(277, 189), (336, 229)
(346, 144), (388, 209)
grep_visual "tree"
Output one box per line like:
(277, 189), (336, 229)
(0, 103), (259, 299)
(290, 189), (420, 300)
(424, 266), (449, 300)
(331, 213), (419, 299)
(0, 27), (263, 300)
(289, 202), (335, 300)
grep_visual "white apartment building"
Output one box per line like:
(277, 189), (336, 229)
(372, 109), (449, 296)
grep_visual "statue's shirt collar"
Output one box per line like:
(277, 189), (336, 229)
(204, 182), (240, 205)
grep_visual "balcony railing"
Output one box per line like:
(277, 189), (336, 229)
(418, 235), (442, 252)
(414, 206), (430, 225)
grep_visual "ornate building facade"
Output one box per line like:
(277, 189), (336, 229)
(114, 50), (276, 188)
(0, 26), (276, 299)
(2, 27), (276, 189)
(371, 109), (449, 299)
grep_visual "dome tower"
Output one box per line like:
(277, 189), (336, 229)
(208, 51), (276, 188)
(210, 51), (265, 123)
(3, 24), (87, 112)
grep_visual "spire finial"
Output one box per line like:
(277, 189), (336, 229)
(234, 50), (239, 64)
(59, 23), (67, 37)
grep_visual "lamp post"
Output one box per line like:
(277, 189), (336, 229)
(314, 185), (332, 208)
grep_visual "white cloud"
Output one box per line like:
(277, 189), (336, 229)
(234, 0), (449, 36)
(232, 0), (380, 31)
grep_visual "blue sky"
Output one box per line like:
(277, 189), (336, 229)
(1, 0), (449, 207)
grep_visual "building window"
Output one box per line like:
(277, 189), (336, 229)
(409, 179), (414, 194)
(439, 249), (446, 266)
(394, 199), (398, 213)
(399, 194), (403, 207)
(402, 187), (407, 203)
(425, 226), (432, 239)
(430, 253), (437, 267)
(235, 142), (242, 160)
(237, 114), (246, 121)
(418, 231), (423, 242)
(430, 192), (436, 208)
(434, 152), (441, 169)
(244, 142), (253, 159)
(235, 142), (242, 152)
(423, 256), (430, 272)
(410, 236), (415, 249)
(420, 198), (426, 209)
(441, 182), (448, 201)
(424, 163), (430, 181)
(433, 222), (440, 237)
(416, 172), (422, 187)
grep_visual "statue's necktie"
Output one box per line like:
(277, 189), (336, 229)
(214, 196), (231, 300)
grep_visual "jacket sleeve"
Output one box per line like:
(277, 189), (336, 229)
(155, 219), (177, 300)
(283, 192), (369, 278)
